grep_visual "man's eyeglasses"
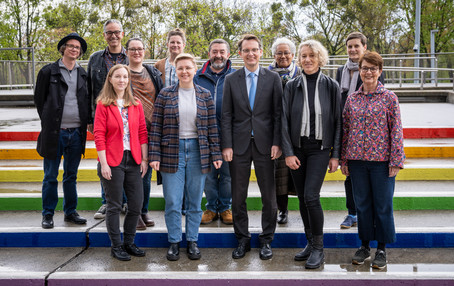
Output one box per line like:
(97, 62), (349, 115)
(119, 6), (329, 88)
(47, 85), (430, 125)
(127, 48), (145, 53)
(275, 52), (291, 56)
(65, 44), (81, 51)
(241, 48), (260, 54)
(105, 30), (122, 37)
(360, 66), (379, 73)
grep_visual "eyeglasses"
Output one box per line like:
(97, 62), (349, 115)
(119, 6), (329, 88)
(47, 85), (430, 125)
(65, 44), (81, 51)
(241, 48), (260, 54)
(275, 52), (291, 56)
(105, 30), (122, 37)
(360, 66), (379, 73)
(127, 48), (145, 53)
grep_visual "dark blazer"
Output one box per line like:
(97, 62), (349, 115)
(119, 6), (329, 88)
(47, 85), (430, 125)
(221, 67), (283, 156)
(148, 84), (222, 174)
(34, 60), (91, 159)
(336, 65), (385, 108)
(281, 73), (342, 159)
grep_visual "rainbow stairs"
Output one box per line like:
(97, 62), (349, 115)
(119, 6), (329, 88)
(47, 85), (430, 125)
(0, 104), (453, 285)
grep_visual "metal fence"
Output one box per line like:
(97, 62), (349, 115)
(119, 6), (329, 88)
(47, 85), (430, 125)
(1, 48), (453, 91)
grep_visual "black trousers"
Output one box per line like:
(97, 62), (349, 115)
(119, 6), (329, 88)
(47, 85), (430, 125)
(290, 138), (330, 236)
(345, 176), (357, 215)
(230, 138), (277, 244)
(98, 151), (143, 247)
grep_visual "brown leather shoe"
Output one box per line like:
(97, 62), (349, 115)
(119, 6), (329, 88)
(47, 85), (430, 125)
(220, 209), (233, 225)
(136, 215), (146, 230)
(141, 213), (155, 227)
(201, 210), (218, 224)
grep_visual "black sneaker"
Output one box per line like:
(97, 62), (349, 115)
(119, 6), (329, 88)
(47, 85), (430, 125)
(372, 250), (387, 269)
(352, 246), (371, 265)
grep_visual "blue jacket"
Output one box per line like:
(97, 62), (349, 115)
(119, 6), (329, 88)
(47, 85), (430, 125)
(193, 60), (235, 127)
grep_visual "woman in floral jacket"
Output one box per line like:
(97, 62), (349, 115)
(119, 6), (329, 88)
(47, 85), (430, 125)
(341, 51), (405, 270)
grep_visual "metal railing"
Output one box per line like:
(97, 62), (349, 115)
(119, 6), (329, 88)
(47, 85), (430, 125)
(1, 49), (453, 91)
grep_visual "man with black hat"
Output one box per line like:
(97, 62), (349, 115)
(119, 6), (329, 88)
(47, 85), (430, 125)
(34, 32), (91, 229)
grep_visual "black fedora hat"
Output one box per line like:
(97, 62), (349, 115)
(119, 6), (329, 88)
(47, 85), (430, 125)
(57, 32), (88, 54)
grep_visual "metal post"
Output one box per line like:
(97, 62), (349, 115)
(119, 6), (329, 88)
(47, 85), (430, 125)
(430, 29), (438, 84)
(31, 47), (35, 90)
(399, 60), (402, 87)
(7, 61), (12, 90)
(420, 70), (424, 89)
(435, 58), (438, 87)
(414, 0), (421, 83)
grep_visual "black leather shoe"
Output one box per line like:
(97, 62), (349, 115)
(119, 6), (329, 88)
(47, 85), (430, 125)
(167, 243), (180, 261)
(294, 244), (312, 261)
(232, 240), (251, 259)
(259, 243), (273, 260)
(187, 241), (201, 260)
(111, 246), (131, 261)
(277, 210), (288, 224)
(64, 212), (87, 224)
(124, 244), (145, 257)
(42, 214), (54, 229)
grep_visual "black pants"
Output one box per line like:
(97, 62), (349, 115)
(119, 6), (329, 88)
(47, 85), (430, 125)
(290, 138), (330, 236)
(98, 151), (143, 247)
(345, 176), (357, 215)
(230, 139), (277, 244)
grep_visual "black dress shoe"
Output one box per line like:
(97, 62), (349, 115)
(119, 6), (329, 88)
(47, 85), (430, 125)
(187, 241), (201, 260)
(111, 246), (131, 261)
(64, 212), (87, 224)
(277, 210), (288, 224)
(167, 243), (180, 261)
(42, 214), (54, 229)
(259, 243), (273, 260)
(232, 240), (251, 259)
(124, 244), (145, 257)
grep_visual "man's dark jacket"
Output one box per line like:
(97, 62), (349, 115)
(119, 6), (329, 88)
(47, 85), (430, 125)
(34, 60), (91, 159)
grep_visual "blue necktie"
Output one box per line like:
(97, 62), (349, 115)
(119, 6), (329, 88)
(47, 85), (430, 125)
(248, 73), (256, 110)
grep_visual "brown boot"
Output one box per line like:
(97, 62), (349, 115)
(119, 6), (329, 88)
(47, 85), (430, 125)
(201, 210), (218, 224)
(141, 213), (155, 227)
(136, 215), (146, 230)
(220, 209), (233, 225)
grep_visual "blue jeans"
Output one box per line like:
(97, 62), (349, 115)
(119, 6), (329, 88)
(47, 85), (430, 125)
(204, 160), (231, 213)
(42, 128), (82, 216)
(348, 160), (396, 244)
(160, 139), (207, 243)
(141, 167), (152, 214)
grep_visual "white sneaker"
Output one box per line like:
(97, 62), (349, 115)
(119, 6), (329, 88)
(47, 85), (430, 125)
(94, 204), (107, 219)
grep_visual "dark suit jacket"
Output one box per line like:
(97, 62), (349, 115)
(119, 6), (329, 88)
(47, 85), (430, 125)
(221, 66), (283, 156)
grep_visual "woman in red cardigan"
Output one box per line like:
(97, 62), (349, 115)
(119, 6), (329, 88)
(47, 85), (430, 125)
(94, 64), (148, 261)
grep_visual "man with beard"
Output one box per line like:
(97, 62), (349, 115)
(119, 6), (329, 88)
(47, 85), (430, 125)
(194, 39), (235, 225)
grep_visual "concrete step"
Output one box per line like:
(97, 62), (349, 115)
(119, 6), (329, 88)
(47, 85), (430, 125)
(1, 247), (453, 285)
(1, 181), (453, 211)
(2, 139), (453, 159)
(0, 158), (453, 183)
(1, 210), (453, 248)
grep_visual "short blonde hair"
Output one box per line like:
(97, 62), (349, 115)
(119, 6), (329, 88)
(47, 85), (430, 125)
(298, 40), (329, 67)
(96, 65), (137, 107)
(174, 53), (197, 68)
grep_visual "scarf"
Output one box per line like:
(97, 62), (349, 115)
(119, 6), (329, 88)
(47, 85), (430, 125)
(340, 59), (359, 95)
(301, 72), (323, 140)
(268, 61), (300, 85)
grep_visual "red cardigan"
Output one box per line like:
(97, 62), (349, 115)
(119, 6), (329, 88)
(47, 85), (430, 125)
(94, 99), (148, 166)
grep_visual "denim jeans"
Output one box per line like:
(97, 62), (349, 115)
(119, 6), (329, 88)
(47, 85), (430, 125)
(42, 128), (82, 216)
(141, 167), (152, 214)
(98, 151), (143, 247)
(204, 160), (231, 213)
(348, 160), (396, 244)
(100, 181), (127, 205)
(160, 139), (207, 243)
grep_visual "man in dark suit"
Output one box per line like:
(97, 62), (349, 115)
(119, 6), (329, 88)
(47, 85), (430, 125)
(336, 32), (385, 229)
(221, 34), (283, 260)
